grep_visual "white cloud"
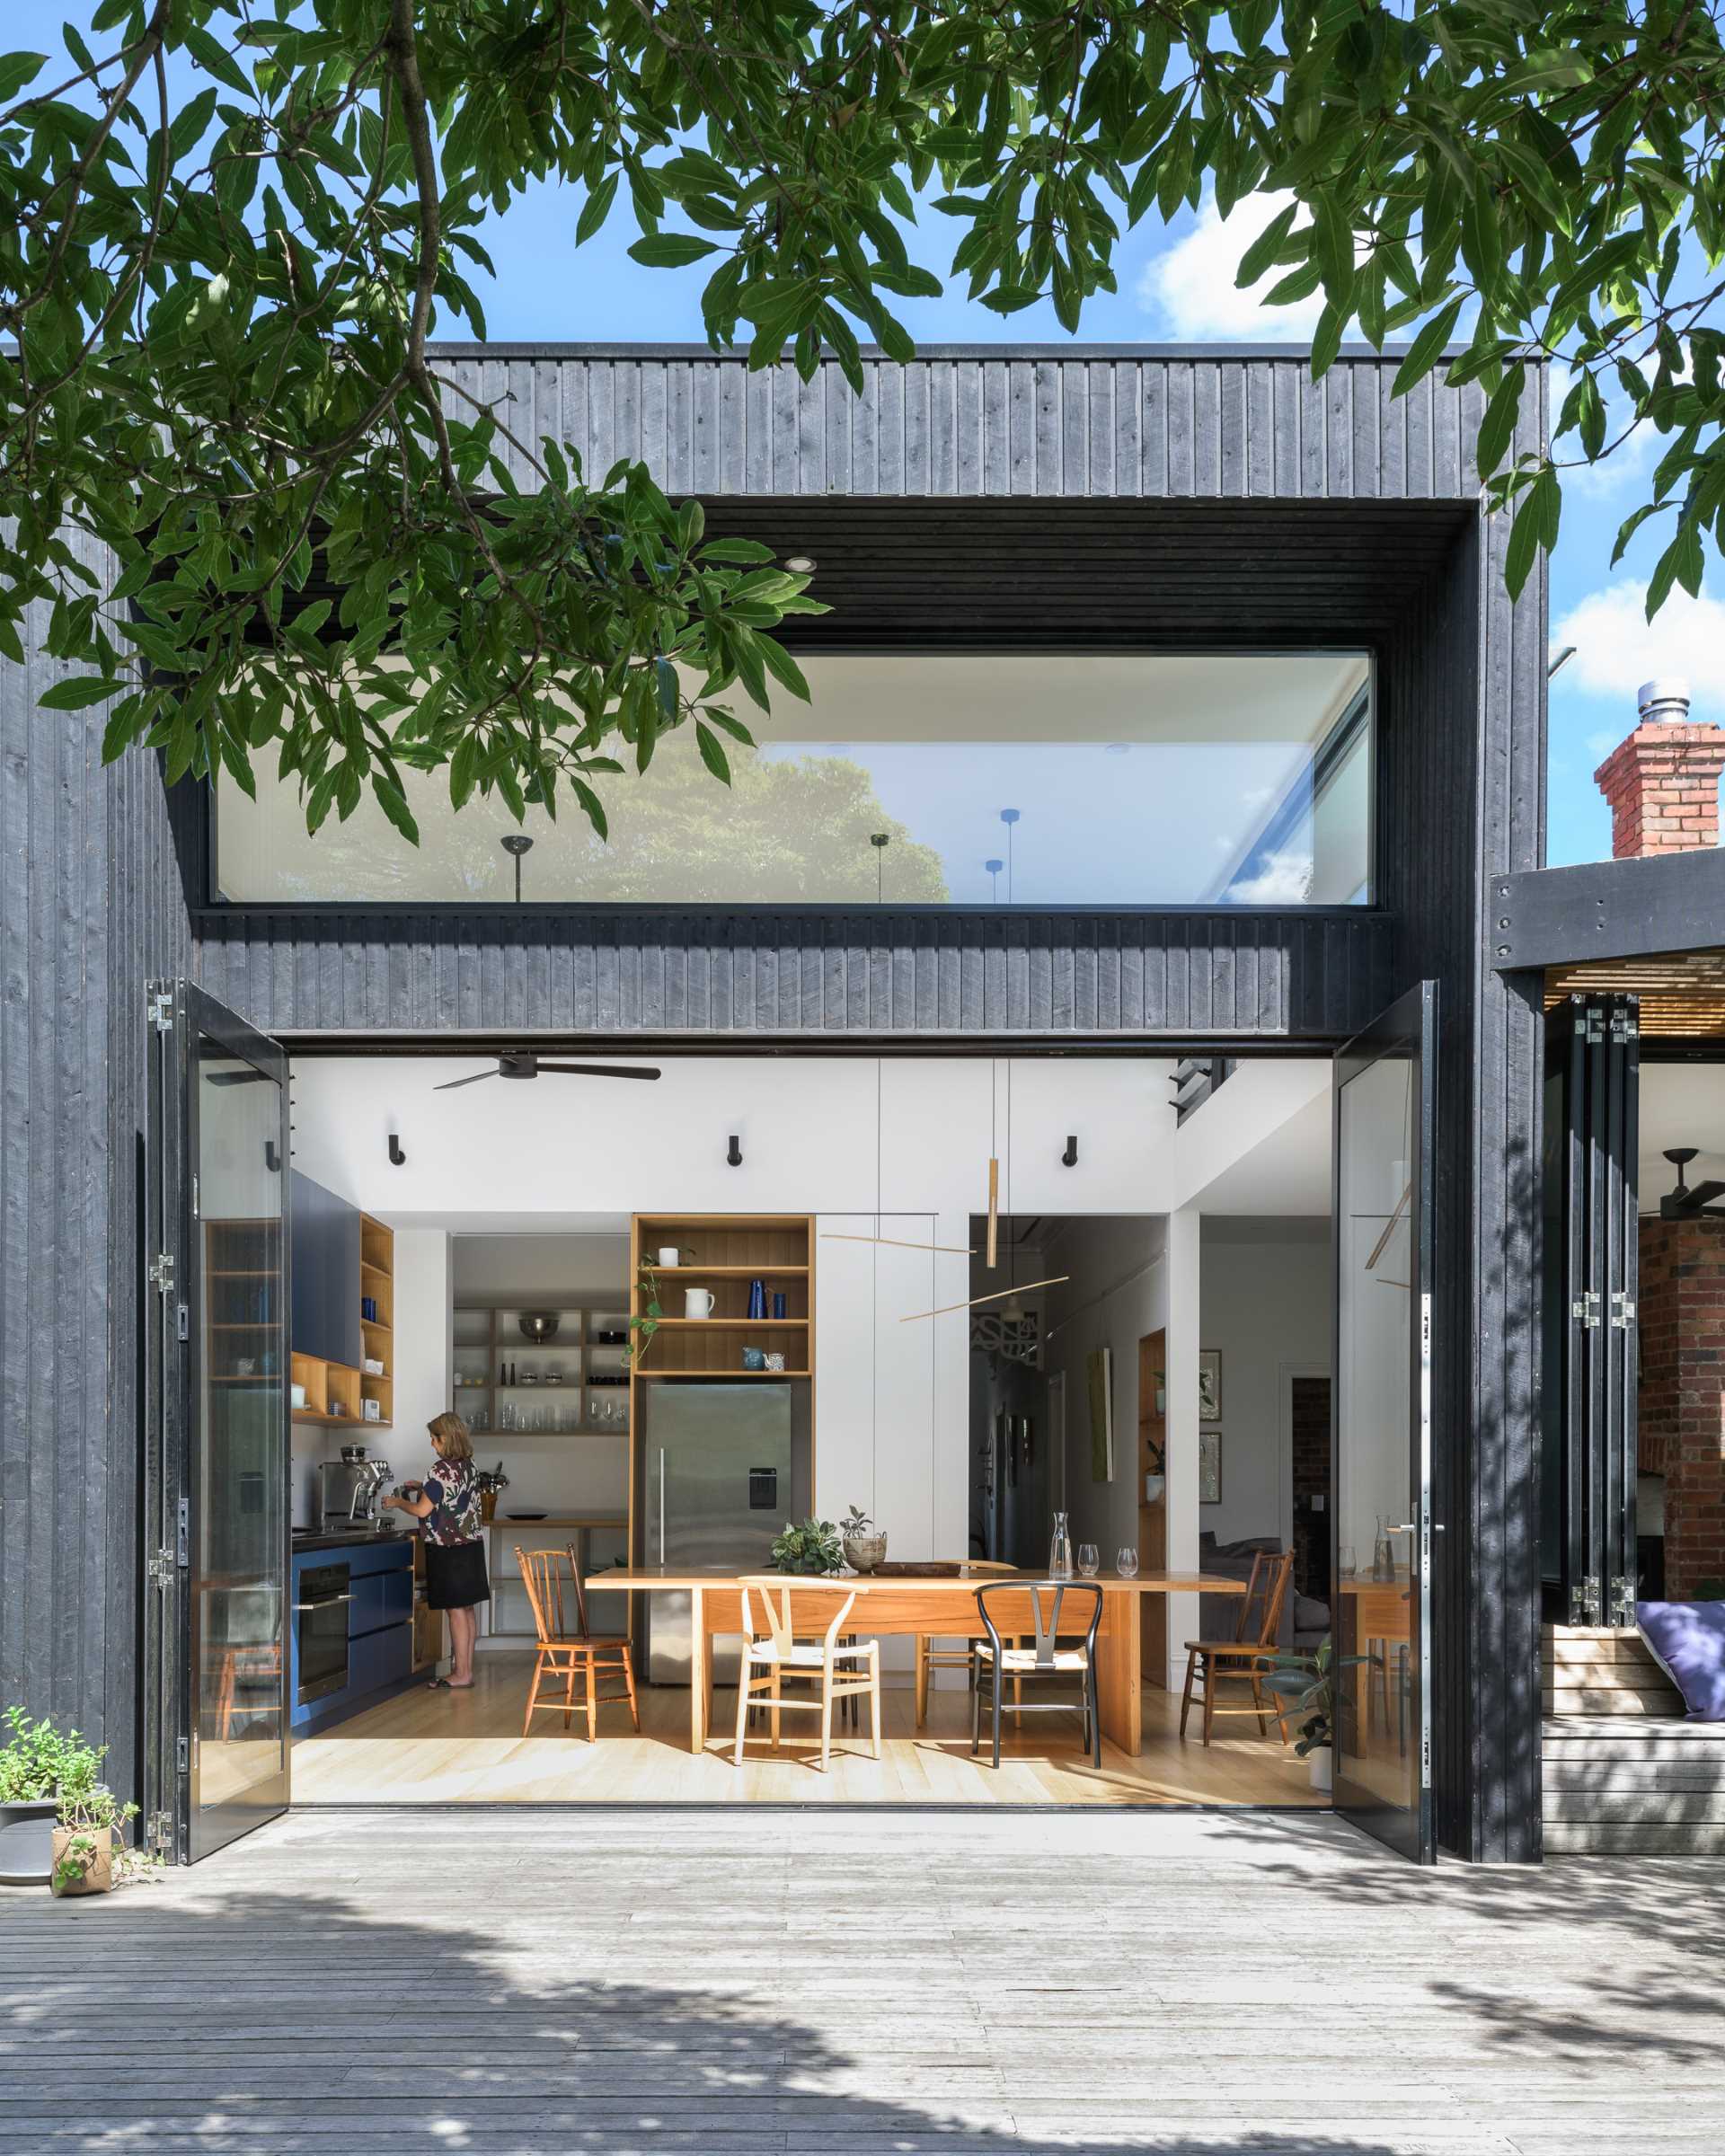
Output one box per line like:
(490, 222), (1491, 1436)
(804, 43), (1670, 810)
(1225, 849), (1315, 905)
(1551, 581), (1725, 710)
(1137, 190), (1326, 340)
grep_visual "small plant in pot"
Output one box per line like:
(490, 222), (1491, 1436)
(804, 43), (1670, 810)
(0, 1708), (65, 1886)
(1261, 1639), (1367, 1793)
(840, 1506), (887, 1574)
(769, 1517), (845, 1575)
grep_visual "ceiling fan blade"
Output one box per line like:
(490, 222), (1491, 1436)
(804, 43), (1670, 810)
(432, 1068), (500, 1091)
(1685, 1180), (1725, 1209)
(535, 1063), (662, 1081)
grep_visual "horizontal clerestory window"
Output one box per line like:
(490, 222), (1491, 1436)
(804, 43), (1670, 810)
(212, 649), (1374, 908)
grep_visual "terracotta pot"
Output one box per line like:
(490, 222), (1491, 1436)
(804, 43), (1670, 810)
(50, 1824), (114, 1896)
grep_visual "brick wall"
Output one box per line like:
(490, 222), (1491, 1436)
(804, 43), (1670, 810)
(1638, 1215), (1725, 1596)
(1595, 720), (1725, 861)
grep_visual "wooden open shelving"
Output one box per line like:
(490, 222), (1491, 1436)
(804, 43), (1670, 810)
(291, 1214), (394, 1433)
(451, 1299), (632, 1436)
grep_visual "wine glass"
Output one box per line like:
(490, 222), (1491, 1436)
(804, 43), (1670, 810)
(1337, 1544), (1358, 1581)
(1076, 1542), (1100, 1578)
(1116, 1547), (1138, 1579)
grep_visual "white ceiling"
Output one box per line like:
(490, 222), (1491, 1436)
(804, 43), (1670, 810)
(1640, 1064), (1725, 1212)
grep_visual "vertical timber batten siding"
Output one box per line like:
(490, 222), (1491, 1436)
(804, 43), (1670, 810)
(1, 527), (190, 1801)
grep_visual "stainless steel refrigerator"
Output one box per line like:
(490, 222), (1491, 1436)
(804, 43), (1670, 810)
(641, 1383), (794, 1685)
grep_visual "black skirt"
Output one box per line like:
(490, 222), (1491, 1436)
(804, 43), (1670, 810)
(424, 1537), (491, 1610)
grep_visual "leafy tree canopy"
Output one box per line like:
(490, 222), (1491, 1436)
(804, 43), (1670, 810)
(2, 0), (1717, 844)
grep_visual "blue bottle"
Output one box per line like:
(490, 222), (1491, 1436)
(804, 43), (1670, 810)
(748, 1277), (766, 1320)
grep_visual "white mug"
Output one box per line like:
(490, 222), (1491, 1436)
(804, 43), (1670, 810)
(684, 1287), (716, 1319)
(657, 1246), (683, 1267)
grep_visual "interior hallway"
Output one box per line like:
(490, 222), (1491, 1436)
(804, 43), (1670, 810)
(289, 1651), (1325, 1807)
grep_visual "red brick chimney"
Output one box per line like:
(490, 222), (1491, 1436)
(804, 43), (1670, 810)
(1594, 680), (1725, 858)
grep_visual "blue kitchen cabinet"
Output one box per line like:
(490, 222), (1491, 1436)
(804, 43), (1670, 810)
(290, 1537), (416, 1732)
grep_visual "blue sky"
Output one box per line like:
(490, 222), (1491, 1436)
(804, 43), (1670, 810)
(20, 4), (1710, 871)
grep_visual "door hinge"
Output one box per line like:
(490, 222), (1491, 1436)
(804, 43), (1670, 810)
(147, 985), (175, 1034)
(148, 1251), (175, 1297)
(1609, 1575), (1638, 1627)
(1610, 1290), (1636, 1329)
(1581, 1007), (1606, 1043)
(1570, 1575), (1601, 1626)
(1571, 1288), (1601, 1328)
(146, 1547), (174, 1592)
(146, 1810), (172, 1858)
(1609, 1009), (1639, 1042)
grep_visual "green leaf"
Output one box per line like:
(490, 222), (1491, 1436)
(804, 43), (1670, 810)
(39, 675), (119, 710)
(694, 722), (731, 783)
(1475, 371), (1525, 484)
(627, 234), (721, 269)
(1392, 296), (1467, 398)
(1311, 193), (1356, 312)
(577, 172), (619, 247)
(1234, 203), (1299, 291)
(184, 25), (253, 97)
(0, 52), (48, 103)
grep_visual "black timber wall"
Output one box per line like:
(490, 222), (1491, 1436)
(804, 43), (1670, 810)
(4, 349), (1549, 1859)
(0, 531), (190, 1802)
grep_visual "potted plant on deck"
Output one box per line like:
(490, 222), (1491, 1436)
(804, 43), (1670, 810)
(0, 1708), (64, 1886)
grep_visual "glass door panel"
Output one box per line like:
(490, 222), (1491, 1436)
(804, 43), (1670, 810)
(1333, 982), (1435, 1862)
(186, 991), (290, 1858)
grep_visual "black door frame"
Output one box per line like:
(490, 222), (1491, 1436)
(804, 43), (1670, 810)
(145, 979), (293, 1863)
(1541, 994), (1640, 1626)
(1331, 980), (1438, 1865)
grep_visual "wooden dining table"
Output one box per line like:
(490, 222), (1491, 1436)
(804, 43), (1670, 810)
(604, 1565), (1248, 1757)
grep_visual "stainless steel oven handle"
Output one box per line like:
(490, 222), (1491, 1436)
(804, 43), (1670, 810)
(292, 1594), (353, 1609)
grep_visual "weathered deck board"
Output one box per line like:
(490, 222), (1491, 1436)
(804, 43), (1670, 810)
(2, 1809), (1719, 2153)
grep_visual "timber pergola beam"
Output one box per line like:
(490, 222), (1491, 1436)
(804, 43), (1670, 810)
(1487, 848), (1725, 971)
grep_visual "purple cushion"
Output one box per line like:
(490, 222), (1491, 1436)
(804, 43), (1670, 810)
(1637, 1602), (1725, 1721)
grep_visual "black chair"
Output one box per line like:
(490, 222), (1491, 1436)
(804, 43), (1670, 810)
(970, 1580), (1103, 1770)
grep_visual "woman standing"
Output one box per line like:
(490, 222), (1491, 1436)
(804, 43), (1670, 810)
(385, 1411), (490, 1690)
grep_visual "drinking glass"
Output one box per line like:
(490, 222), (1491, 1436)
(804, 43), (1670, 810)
(1337, 1543), (1358, 1580)
(1077, 1543), (1100, 1578)
(1116, 1547), (1138, 1578)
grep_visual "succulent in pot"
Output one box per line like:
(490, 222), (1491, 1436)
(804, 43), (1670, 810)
(769, 1517), (845, 1575)
(840, 1505), (888, 1574)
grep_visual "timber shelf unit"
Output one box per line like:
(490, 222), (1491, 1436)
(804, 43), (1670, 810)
(1138, 1329), (1168, 1688)
(291, 1213), (394, 1431)
(451, 1298), (632, 1436)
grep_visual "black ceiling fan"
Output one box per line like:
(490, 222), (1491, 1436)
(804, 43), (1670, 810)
(434, 1052), (660, 1091)
(1661, 1147), (1725, 1219)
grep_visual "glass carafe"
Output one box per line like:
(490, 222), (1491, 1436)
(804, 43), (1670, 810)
(1048, 1510), (1074, 1580)
(1373, 1515), (1396, 1582)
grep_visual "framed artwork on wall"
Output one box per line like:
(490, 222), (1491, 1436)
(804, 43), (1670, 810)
(1199, 1428), (1223, 1506)
(1198, 1349), (1222, 1420)
(1087, 1346), (1114, 1481)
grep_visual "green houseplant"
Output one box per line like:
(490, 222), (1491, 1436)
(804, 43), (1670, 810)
(770, 1518), (845, 1576)
(627, 1262), (663, 1369)
(0, 1710), (150, 1892)
(1261, 1639), (1367, 1793)
(0, 1708), (72, 1886)
(840, 1506), (888, 1574)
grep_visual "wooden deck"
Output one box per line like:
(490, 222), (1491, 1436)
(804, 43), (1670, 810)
(288, 1651), (1323, 1807)
(3, 1807), (1719, 2153)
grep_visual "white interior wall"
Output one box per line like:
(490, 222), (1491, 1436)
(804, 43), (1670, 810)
(1198, 1218), (1331, 1548)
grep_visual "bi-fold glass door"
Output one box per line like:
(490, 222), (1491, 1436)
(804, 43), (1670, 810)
(1332, 983), (1437, 1864)
(146, 981), (291, 1861)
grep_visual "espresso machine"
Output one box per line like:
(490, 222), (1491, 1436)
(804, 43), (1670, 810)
(317, 1448), (395, 1532)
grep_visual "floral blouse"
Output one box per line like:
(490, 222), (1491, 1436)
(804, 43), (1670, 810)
(420, 1458), (482, 1546)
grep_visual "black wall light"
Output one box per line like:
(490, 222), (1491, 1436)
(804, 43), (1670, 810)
(728, 1134), (743, 1167)
(264, 1139), (280, 1173)
(388, 1134), (407, 1167)
(1062, 1135), (1078, 1167)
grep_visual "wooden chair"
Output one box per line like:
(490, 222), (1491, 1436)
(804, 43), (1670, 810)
(914, 1560), (1017, 1727)
(733, 1577), (881, 1771)
(516, 1544), (640, 1741)
(971, 1580), (1102, 1769)
(1179, 1549), (1296, 1747)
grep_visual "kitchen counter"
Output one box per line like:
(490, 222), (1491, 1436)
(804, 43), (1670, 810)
(291, 1524), (418, 1554)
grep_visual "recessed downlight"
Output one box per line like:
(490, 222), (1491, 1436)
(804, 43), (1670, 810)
(784, 553), (818, 574)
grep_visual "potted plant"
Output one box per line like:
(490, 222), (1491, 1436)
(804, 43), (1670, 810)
(840, 1506), (887, 1573)
(627, 1261), (663, 1368)
(1261, 1639), (1366, 1793)
(52, 1783), (144, 1898)
(769, 1517), (845, 1575)
(0, 1708), (65, 1886)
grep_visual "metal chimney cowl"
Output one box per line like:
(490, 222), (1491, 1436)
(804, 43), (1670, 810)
(1637, 678), (1694, 724)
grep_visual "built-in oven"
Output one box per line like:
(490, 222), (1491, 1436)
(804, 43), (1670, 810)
(294, 1562), (351, 1706)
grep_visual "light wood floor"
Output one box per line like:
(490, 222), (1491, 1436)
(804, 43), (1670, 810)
(289, 1652), (1325, 1807)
